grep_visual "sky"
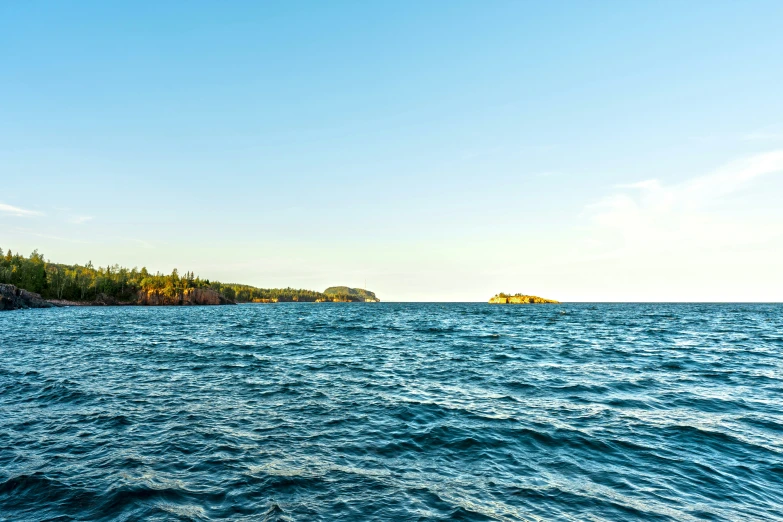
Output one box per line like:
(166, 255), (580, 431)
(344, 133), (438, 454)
(2, 1), (783, 301)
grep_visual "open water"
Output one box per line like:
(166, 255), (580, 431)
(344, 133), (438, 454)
(1, 303), (782, 521)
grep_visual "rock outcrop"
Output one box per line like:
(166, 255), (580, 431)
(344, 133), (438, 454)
(0, 284), (235, 310)
(0, 284), (55, 310)
(489, 293), (559, 304)
(136, 287), (235, 306)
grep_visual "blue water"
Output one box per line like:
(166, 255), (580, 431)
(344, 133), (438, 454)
(1, 304), (782, 521)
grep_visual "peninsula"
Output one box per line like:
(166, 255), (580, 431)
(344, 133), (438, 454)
(0, 248), (380, 310)
(489, 293), (559, 304)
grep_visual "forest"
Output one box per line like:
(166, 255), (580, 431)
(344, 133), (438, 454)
(0, 248), (371, 304)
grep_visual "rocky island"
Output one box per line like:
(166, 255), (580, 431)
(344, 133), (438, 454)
(489, 293), (559, 304)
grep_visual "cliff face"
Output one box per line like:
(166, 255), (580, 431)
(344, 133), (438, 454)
(489, 294), (559, 304)
(1, 284), (235, 309)
(137, 288), (235, 306)
(0, 284), (55, 310)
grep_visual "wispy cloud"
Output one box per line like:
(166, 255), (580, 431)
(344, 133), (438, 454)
(683, 149), (783, 198)
(742, 128), (783, 142)
(70, 216), (94, 224)
(580, 150), (783, 259)
(0, 203), (43, 217)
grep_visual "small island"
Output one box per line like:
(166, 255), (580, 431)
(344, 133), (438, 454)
(489, 293), (559, 304)
(323, 286), (380, 303)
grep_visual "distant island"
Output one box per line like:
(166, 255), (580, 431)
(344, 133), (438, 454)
(489, 293), (559, 304)
(324, 286), (380, 302)
(0, 248), (380, 310)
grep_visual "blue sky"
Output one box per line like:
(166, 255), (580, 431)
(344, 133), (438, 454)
(2, 1), (783, 301)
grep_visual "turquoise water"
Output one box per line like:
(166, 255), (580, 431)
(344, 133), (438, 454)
(1, 303), (782, 521)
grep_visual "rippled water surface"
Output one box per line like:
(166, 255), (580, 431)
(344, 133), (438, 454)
(1, 303), (782, 521)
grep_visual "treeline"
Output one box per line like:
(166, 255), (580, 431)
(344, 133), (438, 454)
(0, 248), (218, 302)
(0, 248), (370, 304)
(222, 284), (331, 303)
(218, 285), (369, 303)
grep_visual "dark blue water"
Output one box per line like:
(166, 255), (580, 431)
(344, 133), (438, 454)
(1, 304), (782, 521)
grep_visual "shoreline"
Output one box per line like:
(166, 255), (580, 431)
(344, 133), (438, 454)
(1, 283), (383, 311)
(1, 250), (380, 309)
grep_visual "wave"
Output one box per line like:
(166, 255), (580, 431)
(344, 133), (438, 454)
(1, 303), (782, 520)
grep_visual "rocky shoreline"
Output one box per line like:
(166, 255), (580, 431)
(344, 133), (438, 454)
(0, 284), (55, 310)
(0, 284), (234, 310)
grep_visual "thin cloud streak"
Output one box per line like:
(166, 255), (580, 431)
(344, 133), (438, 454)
(743, 132), (783, 141)
(0, 203), (43, 217)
